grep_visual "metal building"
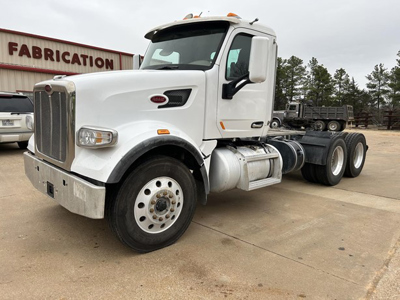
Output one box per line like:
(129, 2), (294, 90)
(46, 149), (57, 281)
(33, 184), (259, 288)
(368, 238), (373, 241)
(0, 28), (134, 98)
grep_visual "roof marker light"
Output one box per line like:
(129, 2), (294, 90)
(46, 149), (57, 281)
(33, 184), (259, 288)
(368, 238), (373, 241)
(157, 129), (170, 135)
(227, 13), (241, 19)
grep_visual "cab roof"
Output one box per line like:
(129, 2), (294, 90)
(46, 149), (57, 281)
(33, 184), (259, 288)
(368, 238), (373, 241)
(144, 16), (276, 40)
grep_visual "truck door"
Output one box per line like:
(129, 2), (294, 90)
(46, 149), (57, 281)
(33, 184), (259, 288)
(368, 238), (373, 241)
(286, 103), (300, 118)
(217, 30), (271, 138)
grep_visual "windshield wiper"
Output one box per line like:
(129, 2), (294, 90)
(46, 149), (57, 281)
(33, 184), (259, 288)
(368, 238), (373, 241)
(11, 112), (32, 115)
(156, 65), (180, 70)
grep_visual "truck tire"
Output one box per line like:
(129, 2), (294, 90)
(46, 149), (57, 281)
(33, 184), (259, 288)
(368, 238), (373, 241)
(17, 141), (28, 149)
(301, 163), (319, 183)
(327, 121), (340, 131)
(315, 137), (347, 186)
(107, 156), (197, 252)
(270, 118), (281, 128)
(313, 120), (326, 131)
(344, 133), (367, 178)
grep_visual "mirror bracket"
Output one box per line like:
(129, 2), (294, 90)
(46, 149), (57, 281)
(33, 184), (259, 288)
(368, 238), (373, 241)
(222, 73), (252, 100)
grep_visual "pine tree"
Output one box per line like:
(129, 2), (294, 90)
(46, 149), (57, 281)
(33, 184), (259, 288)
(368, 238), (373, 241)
(387, 51), (400, 109)
(333, 68), (350, 106)
(305, 58), (333, 106)
(274, 57), (288, 110)
(284, 56), (306, 102)
(366, 63), (390, 121)
(344, 77), (371, 115)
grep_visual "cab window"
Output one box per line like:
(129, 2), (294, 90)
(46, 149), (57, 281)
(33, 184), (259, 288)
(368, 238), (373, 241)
(226, 34), (252, 80)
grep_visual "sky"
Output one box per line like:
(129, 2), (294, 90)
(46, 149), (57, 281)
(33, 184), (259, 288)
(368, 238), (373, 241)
(2, 0), (400, 88)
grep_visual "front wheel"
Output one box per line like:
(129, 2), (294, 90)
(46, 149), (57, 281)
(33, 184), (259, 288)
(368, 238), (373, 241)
(270, 118), (281, 128)
(107, 156), (197, 252)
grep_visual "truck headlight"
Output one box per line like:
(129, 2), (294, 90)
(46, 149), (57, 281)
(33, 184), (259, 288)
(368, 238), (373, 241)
(77, 126), (118, 148)
(26, 115), (34, 131)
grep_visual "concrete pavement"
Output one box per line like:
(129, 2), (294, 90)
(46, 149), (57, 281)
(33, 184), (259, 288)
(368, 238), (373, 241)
(1, 129), (399, 299)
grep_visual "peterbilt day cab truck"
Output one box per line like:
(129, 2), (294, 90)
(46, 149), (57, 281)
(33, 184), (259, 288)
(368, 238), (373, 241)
(271, 101), (354, 131)
(24, 14), (367, 252)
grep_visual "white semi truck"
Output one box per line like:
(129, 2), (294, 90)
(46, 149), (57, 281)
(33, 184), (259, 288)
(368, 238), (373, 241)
(24, 14), (367, 252)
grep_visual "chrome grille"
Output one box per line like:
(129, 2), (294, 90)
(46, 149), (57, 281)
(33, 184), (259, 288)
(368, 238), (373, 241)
(34, 82), (75, 170)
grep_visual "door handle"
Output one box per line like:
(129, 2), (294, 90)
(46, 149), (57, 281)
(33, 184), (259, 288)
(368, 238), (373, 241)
(251, 121), (264, 129)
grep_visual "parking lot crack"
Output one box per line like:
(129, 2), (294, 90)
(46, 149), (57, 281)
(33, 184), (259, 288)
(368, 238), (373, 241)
(192, 221), (361, 287)
(333, 187), (400, 202)
(364, 237), (400, 299)
(0, 194), (17, 199)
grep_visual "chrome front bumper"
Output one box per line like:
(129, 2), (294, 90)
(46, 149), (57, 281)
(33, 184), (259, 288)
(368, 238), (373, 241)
(24, 152), (105, 219)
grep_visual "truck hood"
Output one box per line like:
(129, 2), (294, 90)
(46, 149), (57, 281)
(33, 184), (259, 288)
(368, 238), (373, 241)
(61, 69), (206, 132)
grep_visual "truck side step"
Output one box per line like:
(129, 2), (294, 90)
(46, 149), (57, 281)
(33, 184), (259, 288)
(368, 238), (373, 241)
(248, 177), (282, 191)
(245, 152), (280, 162)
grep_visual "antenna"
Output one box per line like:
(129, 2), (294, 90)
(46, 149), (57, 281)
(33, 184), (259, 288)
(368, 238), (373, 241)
(250, 18), (259, 25)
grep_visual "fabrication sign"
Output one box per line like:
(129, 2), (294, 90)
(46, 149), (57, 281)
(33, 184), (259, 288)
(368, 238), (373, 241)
(8, 42), (114, 70)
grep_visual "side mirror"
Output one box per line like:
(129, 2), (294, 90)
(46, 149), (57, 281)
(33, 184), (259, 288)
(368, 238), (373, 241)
(133, 54), (142, 70)
(249, 37), (269, 83)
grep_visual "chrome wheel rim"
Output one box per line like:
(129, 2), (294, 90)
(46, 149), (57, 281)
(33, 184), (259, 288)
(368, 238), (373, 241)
(134, 177), (183, 234)
(331, 146), (345, 176)
(353, 142), (364, 169)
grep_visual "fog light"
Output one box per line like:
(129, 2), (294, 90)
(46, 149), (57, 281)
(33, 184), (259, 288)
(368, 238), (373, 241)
(77, 126), (118, 148)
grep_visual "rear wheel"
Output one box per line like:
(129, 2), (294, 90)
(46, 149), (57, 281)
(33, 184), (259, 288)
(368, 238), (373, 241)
(344, 133), (367, 177)
(313, 120), (326, 131)
(327, 121), (340, 131)
(301, 163), (319, 183)
(107, 156), (197, 252)
(315, 137), (347, 186)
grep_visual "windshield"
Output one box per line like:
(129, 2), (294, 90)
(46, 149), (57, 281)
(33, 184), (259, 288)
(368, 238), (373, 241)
(0, 95), (33, 113)
(141, 21), (229, 71)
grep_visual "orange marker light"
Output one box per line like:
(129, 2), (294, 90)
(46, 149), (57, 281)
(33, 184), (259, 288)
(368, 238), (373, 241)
(157, 129), (170, 135)
(220, 122), (226, 130)
(227, 13), (241, 19)
(96, 132), (103, 143)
